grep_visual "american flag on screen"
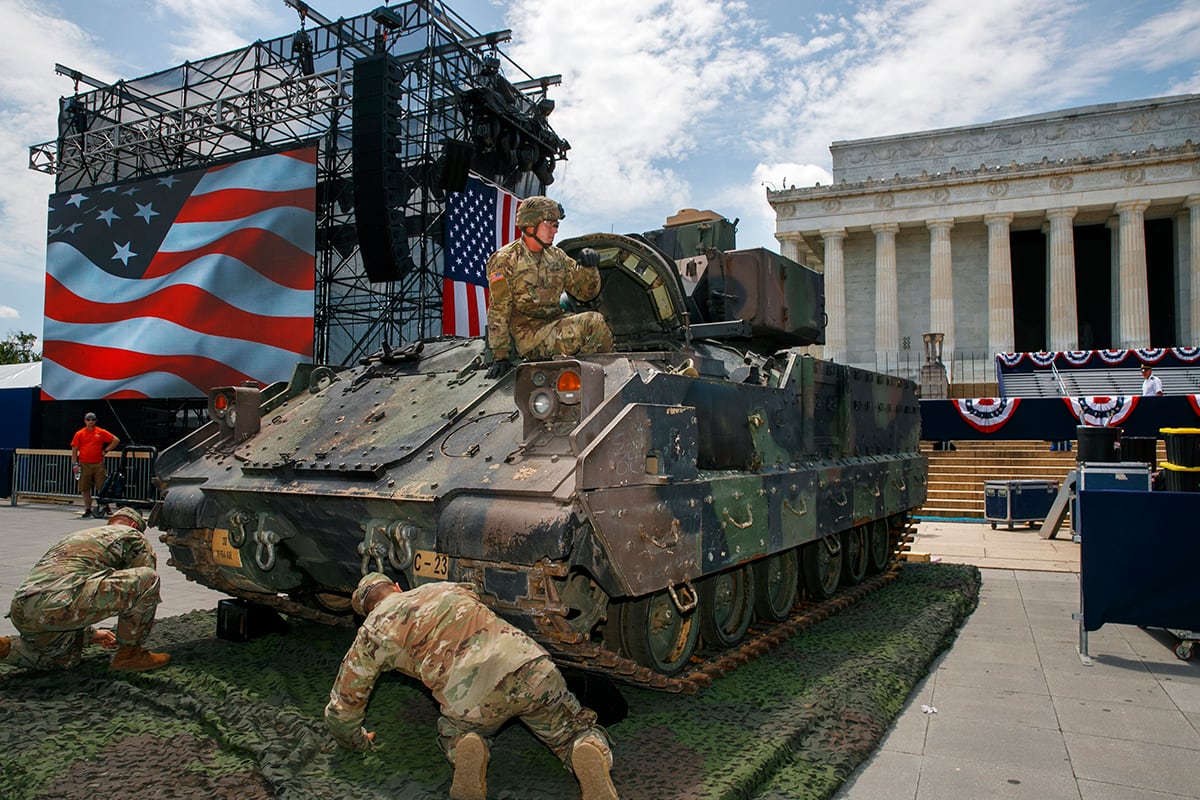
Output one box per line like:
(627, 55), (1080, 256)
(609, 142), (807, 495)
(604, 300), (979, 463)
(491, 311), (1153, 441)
(442, 174), (520, 337)
(41, 146), (317, 400)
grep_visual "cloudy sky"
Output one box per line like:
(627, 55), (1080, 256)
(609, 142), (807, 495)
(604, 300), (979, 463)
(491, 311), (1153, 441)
(1, 0), (1198, 342)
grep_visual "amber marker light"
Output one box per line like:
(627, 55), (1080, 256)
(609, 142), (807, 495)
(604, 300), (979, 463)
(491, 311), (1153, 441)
(557, 370), (583, 404)
(213, 392), (230, 418)
(556, 370), (582, 392)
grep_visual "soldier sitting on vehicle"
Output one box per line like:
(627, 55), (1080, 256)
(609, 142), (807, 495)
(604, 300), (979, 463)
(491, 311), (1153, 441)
(484, 195), (614, 378)
(324, 572), (619, 800)
(0, 507), (171, 673)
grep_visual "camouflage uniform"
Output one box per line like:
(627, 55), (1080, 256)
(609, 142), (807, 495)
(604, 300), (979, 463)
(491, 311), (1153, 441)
(324, 581), (611, 772)
(3, 523), (161, 670)
(486, 240), (614, 361)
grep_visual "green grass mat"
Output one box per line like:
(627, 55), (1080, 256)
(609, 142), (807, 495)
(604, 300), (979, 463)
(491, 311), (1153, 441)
(0, 562), (979, 799)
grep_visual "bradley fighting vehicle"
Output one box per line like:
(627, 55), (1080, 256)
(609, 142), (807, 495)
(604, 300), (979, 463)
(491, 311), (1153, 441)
(151, 209), (926, 691)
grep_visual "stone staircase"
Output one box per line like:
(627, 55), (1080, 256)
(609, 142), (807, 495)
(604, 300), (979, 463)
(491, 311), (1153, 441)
(917, 439), (1163, 520)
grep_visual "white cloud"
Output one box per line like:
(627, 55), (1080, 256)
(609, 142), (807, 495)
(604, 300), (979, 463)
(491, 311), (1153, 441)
(1100, 4), (1200, 72)
(504, 0), (768, 232)
(0, 0), (113, 293)
(0, 305), (18, 319)
(152, 0), (278, 61)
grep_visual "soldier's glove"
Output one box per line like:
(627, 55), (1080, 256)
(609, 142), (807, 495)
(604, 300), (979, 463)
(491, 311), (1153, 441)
(486, 358), (512, 379)
(577, 247), (599, 268)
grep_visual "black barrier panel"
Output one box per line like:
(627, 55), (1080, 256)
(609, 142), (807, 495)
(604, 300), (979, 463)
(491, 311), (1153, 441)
(1079, 489), (1200, 633)
(1122, 436), (1158, 470)
(920, 395), (1200, 442)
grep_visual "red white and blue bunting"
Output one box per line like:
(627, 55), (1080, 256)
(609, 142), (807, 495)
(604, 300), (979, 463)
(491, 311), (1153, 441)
(1063, 396), (1139, 427)
(996, 347), (1200, 373)
(953, 397), (1021, 433)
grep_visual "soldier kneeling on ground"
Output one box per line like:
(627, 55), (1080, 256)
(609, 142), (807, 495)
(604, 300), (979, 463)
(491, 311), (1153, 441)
(325, 572), (619, 800)
(484, 195), (614, 379)
(0, 507), (170, 672)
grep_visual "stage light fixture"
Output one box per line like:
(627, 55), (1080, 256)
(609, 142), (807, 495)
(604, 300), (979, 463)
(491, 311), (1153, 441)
(533, 154), (556, 187)
(292, 30), (315, 75)
(517, 142), (538, 172)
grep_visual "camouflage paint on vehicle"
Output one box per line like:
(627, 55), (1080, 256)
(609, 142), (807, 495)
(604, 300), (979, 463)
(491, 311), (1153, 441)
(152, 219), (926, 686)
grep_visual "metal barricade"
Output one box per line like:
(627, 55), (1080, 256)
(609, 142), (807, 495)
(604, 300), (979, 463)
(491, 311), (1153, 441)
(10, 448), (159, 507)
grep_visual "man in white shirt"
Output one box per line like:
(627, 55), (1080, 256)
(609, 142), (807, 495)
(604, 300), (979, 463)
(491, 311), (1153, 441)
(1141, 364), (1163, 396)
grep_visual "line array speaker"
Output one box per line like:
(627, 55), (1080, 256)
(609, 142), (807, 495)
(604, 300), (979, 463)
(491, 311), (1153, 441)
(352, 53), (414, 283)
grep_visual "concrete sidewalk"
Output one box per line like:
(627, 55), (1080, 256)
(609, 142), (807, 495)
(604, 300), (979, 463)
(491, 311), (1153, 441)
(836, 516), (1200, 800)
(908, 516), (1080, 573)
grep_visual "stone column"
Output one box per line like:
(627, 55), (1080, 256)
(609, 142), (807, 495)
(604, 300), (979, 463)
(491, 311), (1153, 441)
(775, 231), (804, 265)
(927, 218), (955, 360)
(1115, 199), (1152, 348)
(1045, 207), (1079, 351)
(872, 222), (901, 359)
(984, 213), (1015, 355)
(1107, 215), (1120, 347)
(820, 227), (847, 362)
(1188, 195), (1200, 346)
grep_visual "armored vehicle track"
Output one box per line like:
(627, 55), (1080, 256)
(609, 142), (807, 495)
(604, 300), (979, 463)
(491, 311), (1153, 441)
(162, 520), (916, 693)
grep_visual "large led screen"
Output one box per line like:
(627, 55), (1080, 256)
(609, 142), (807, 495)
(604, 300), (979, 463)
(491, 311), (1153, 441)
(42, 145), (317, 400)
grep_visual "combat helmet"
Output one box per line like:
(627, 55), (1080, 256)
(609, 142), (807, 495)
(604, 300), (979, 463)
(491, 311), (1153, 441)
(515, 196), (564, 227)
(352, 572), (396, 616)
(110, 506), (147, 532)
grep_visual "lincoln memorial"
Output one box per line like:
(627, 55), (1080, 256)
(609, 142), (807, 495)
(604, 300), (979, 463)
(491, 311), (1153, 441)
(767, 94), (1200, 386)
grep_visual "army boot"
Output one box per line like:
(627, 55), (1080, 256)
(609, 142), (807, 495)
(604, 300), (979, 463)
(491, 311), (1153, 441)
(449, 732), (488, 800)
(109, 645), (170, 672)
(0, 635), (10, 660)
(571, 736), (619, 800)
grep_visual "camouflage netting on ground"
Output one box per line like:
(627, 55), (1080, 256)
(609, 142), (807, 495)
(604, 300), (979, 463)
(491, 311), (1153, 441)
(0, 562), (979, 800)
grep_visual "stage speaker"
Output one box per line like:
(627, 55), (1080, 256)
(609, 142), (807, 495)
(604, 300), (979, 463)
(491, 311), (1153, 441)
(352, 53), (414, 283)
(440, 140), (474, 192)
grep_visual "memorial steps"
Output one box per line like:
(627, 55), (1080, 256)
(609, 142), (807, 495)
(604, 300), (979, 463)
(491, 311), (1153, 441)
(917, 439), (1168, 520)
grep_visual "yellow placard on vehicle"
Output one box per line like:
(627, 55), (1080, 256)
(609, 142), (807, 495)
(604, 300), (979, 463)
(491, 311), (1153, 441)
(211, 529), (243, 568)
(413, 549), (449, 579)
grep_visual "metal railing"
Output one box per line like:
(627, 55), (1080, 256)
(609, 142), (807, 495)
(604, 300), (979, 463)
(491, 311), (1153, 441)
(10, 448), (159, 508)
(859, 350), (1001, 386)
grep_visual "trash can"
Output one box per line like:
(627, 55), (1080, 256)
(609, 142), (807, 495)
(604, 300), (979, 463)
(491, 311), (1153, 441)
(1161, 428), (1200, 468)
(1076, 425), (1121, 464)
(1160, 462), (1200, 492)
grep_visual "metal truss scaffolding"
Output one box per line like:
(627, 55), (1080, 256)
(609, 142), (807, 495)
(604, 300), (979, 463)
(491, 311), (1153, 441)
(30, 0), (568, 366)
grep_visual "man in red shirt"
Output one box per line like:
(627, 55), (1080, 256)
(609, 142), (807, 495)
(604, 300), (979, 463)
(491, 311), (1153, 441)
(70, 412), (119, 518)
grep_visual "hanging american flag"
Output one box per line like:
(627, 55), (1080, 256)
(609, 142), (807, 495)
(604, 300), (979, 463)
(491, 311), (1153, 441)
(442, 174), (519, 337)
(41, 146), (317, 400)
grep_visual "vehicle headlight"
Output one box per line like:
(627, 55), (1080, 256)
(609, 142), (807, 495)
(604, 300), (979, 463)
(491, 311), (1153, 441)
(530, 389), (557, 419)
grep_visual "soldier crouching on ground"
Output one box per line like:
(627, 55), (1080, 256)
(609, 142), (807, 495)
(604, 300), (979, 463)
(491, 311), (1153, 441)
(0, 507), (170, 672)
(484, 195), (614, 379)
(325, 572), (619, 800)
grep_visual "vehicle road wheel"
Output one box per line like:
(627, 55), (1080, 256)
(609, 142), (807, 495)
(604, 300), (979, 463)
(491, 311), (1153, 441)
(752, 549), (799, 622)
(867, 520), (892, 574)
(698, 565), (755, 649)
(801, 536), (842, 600)
(841, 527), (868, 586)
(620, 589), (700, 676)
